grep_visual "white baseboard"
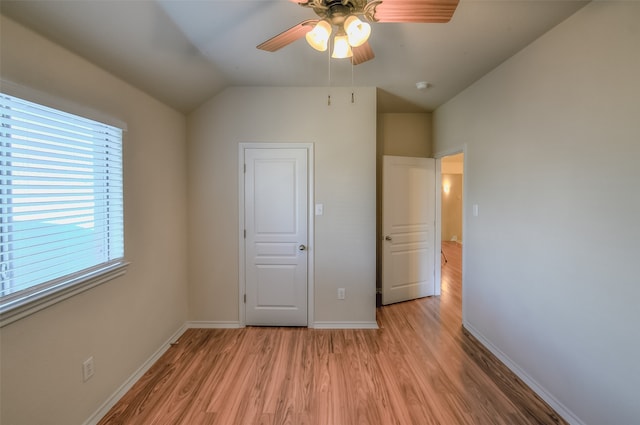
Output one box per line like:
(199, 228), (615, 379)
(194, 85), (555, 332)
(188, 321), (379, 330)
(186, 320), (244, 329)
(312, 321), (379, 329)
(82, 323), (188, 425)
(463, 322), (585, 425)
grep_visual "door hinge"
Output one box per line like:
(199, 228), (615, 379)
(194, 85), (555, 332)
(244, 163), (246, 173)
(244, 294), (246, 303)
(244, 229), (246, 238)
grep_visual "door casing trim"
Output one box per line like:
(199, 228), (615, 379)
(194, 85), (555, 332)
(238, 143), (314, 327)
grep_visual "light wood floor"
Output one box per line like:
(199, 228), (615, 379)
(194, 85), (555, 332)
(99, 242), (566, 425)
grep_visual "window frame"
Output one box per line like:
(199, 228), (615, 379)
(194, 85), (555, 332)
(0, 81), (129, 327)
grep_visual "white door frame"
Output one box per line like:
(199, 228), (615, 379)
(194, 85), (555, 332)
(434, 145), (466, 319)
(238, 143), (315, 327)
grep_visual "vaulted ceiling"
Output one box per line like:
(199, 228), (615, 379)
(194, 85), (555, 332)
(0, 0), (588, 113)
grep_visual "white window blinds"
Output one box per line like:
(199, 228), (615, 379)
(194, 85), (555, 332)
(0, 92), (124, 310)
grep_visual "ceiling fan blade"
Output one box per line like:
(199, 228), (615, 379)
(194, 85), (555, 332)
(257, 19), (317, 52)
(352, 41), (375, 65)
(373, 0), (459, 23)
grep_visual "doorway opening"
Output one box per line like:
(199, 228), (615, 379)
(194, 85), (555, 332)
(436, 152), (464, 306)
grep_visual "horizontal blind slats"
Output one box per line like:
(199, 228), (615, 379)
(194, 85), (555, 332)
(0, 119), (121, 151)
(0, 131), (122, 155)
(2, 229), (124, 255)
(2, 221), (124, 240)
(1, 91), (124, 302)
(2, 169), (122, 183)
(0, 259), (125, 299)
(1, 150), (123, 172)
(1, 96), (122, 135)
(0, 116), (117, 146)
(0, 188), (123, 196)
(0, 139), (121, 164)
(0, 131), (123, 151)
(1, 199), (123, 215)
(2, 212), (124, 227)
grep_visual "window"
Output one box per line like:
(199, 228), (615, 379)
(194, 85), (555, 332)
(0, 92), (126, 325)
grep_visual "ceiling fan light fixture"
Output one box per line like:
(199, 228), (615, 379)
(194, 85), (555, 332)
(332, 33), (353, 59)
(305, 20), (332, 51)
(344, 15), (371, 47)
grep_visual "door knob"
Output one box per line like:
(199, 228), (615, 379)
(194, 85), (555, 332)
(385, 236), (392, 241)
(299, 244), (306, 251)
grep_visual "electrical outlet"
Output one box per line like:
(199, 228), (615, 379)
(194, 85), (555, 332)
(337, 288), (345, 300)
(82, 356), (95, 382)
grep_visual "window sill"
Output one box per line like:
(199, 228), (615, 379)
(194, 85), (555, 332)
(0, 261), (130, 328)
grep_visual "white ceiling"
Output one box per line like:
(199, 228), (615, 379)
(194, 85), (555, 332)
(0, 0), (588, 114)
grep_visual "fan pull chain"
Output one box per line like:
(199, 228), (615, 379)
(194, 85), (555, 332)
(351, 59), (355, 104)
(327, 40), (332, 106)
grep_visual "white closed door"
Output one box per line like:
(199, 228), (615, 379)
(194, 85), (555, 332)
(382, 155), (436, 305)
(244, 147), (308, 326)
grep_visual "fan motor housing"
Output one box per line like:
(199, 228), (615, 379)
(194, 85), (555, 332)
(326, 4), (351, 25)
(308, 0), (370, 25)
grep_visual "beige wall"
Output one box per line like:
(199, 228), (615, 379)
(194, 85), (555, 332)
(0, 16), (189, 425)
(187, 86), (377, 325)
(378, 113), (432, 157)
(433, 2), (640, 424)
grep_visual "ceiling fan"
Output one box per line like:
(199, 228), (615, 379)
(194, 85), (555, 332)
(257, 0), (460, 65)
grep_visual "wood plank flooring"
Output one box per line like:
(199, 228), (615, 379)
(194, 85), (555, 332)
(98, 242), (566, 425)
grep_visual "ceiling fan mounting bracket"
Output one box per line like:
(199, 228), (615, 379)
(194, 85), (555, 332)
(301, 0), (383, 25)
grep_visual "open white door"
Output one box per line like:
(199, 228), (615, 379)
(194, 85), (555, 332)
(243, 147), (308, 326)
(382, 155), (436, 305)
